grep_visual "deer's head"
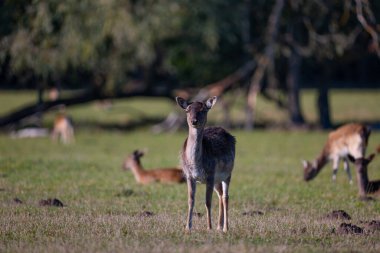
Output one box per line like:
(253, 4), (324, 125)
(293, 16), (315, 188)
(302, 160), (318, 181)
(123, 150), (144, 170)
(176, 96), (217, 129)
(347, 153), (376, 173)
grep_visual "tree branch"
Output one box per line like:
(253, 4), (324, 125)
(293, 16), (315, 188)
(152, 60), (256, 133)
(0, 88), (173, 128)
(355, 0), (380, 57)
(245, 0), (285, 129)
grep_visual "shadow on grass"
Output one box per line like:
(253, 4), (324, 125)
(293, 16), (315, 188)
(74, 118), (380, 132)
(74, 117), (164, 132)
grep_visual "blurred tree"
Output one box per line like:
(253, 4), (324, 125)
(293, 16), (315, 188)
(0, 0), (246, 91)
(0, 0), (247, 126)
(244, 0), (380, 129)
(0, 0), (379, 128)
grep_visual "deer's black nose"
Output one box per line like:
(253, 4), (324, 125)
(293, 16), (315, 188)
(191, 119), (198, 125)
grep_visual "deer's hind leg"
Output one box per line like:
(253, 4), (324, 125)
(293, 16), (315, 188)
(343, 157), (353, 184)
(214, 183), (224, 230)
(222, 176), (231, 232)
(205, 178), (214, 230)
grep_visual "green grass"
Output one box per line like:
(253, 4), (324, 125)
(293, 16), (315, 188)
(0, 90), (380, 252)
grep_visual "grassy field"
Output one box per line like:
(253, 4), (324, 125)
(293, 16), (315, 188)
(0, 90), (380, 252)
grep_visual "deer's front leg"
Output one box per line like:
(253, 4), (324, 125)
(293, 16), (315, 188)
(205, 178), (214, 230)
(186, 178), (196, 231)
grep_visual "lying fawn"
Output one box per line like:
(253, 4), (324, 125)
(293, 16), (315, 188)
(348, 152), (380, 198)
(176, 96), (236, 232)
(51, 113), (75, 144)
(303, 123), (370, 184)
(123, 150), (185, 184)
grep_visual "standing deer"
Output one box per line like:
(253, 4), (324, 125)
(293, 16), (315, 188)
(176, 96), (236, 232)
(303, 123), (370, 183)
(123, 150), (185, 184)
(51, 113), (75, 144)
(347, 149), (380, 198)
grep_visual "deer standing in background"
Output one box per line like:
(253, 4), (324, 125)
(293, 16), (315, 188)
(48, 87), (60, 101)
(347, 147), (380, 198)
(123, 150), (185, 184)
(176, 96), (236, 233)
(303, 123), (370, 183)
(51, 112), (75, 144)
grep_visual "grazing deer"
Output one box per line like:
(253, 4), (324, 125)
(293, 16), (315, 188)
(123, 150), (185, 184)
(176, 96), (236, 232)
(51, 113), (75, 144)
(347, 149), (380, 198)
(303, 123), (370, 184)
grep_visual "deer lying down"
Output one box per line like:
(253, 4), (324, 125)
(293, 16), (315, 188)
(303, 123), (370, 184)
(347, 149), (380, 198)
(123, 150), (185, 184)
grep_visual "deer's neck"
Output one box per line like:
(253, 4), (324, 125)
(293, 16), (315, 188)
(356, 167), (369, 196)
(186, 127), (204, 167)
(130, 161), (146, 183)
(314, 148), (329, 173)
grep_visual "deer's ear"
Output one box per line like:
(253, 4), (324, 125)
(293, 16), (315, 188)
(133, 150), (144, 158)
(302, 160), (309, 168)
(206, 96), (217, 109)
(367, 153), (376, 162)
(176, 97), (189, 110)
(136, 150), (145, 157)
(347, 154), (356, 163)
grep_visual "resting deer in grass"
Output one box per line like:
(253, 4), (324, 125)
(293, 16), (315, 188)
(347, 147), (380, 198)
(51, 112), (75, 144)
(303, 123), (370, 184)
(123, 150), (185, 184)
(176, 96), (236, 233)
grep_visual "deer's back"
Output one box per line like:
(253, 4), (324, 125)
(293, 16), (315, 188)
(326, 123), (370, 158)
(202, 127), (236, 158)
(151, 168), (186, 183)
(202, 127), (235, 182)
(54, 115), (73, 130)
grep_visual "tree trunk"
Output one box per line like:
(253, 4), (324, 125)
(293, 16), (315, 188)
(317, 61), (332, 129)
(35, 82), (45, 127)
(317, 85), (332, 129)
(245, 0), (285, 130)
(287, 49), (305, 125)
